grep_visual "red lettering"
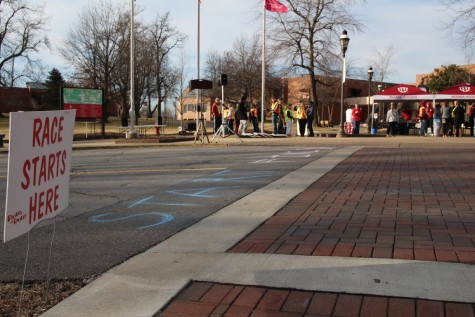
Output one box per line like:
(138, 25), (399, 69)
(60, 151), (67, 175)
(28, 185), (60, 225)
(32, 118), (42, 147)
(38, 155), (47, 186)
(48, 153), (56, 181)
(53, 185), (59, 210)
(31, 156), (39, 186)
(42, 117), (50, 147)
(45, 187), (54, 216)
(21, 151), (68, 189)
(29, 192), (37, 224)
(58, 116), (64, 142)
(21, 160), (31, 190)
(37, 191), (45, 220)
(32, 116), (65, 148)
(51, 117), (58, 144)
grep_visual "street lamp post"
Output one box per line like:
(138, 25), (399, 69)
(377, 84), (382, 124)
(367, 67), (373, 133)
(337, 30), (350, 137)
(127, 0), (138, 138)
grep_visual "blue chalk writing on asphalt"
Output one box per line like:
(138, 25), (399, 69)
(214, 169), (231, 175)
(129, 196), (197, 208)
(89, 212), (173, 229)
(166, 186), (242, 198)
(193, 175), (266, 183)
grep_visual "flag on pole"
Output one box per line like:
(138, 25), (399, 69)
(264, 0), (288, 13)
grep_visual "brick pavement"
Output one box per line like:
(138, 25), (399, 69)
(158, 148), (475, 317)
(159, 282), (475, 317)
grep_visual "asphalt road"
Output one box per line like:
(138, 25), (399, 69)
(0, 146), (337, 281)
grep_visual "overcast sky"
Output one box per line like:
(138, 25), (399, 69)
(39, 0), (469, 85)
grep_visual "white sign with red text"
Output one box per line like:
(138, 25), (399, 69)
(3, 110), (75, 242)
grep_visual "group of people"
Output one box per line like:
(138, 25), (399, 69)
(211, 96), (317, 137)
(270, 97), (316, 137)
(344, 103), (364, 135)
(416, 100), (475, 137)
(211, 95), (260, 136)
(377, 100), (475, 137)
(342, 100), (475, 138)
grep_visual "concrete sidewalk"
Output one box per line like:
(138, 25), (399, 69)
(41, 142), (475, 317)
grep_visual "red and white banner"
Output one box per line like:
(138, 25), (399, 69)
(3, 110), (75, 242)
(265, 0), (288, 13)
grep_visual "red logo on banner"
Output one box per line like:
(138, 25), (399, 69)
(7, 211), (27, 225)
(398, 87), (409, 94)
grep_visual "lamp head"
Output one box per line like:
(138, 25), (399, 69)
(368, 67), (373, 81)
(340, 30), (350, 57)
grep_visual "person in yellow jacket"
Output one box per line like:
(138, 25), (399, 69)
(296, 102), (307, 137)
(270, 97), (283, 134)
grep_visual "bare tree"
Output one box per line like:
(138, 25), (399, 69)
(147, 12), (187, 124)
(371, 45), (396, 86)
(60, 0), (129, 121)
(204, 48), (225, 99)
(265, 0), (365, 120)
(205, 35), (273, 103)
(0, 0), (49, 87)
(442, 0), (475, 57)
(228, 35), (263, 100)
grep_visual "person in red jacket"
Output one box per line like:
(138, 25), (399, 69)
(426, 101), (434, 135)
(401, 104), (412, 135)
(351, 103), (363, 135)
(211, 98), (222, 133)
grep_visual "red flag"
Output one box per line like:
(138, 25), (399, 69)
(264, 0), (288, 13)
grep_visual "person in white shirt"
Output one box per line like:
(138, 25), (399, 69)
(344, 105), (354, 135)
(386, 102), (399, 136)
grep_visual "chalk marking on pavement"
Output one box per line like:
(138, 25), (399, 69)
(88, 212), (173, 229)
(193, 175), (271, 183)
(214, 169), (231, 175)
(252, 158), (292, 164)
(129, 196), (197, 208)
(166, 186), (243, 198)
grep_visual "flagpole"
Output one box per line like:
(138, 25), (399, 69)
(196, 0), (200, 131)
(260, 3), (266, 133)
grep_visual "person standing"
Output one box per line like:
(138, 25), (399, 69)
(211, 98), (222, 133)
(284, 104), (294, 136)
(249, 104), (260, 133)
(270, 97), (282, 134)
(236, 95), (249, 135)
(418, 101), (428, 137)
(344, 105), (354, 135)
(296, 102), (307, 137)
(426, 101), (434, 135)
(452, 100), (465, 137)
(227, 103), (235, 134)
(306, 101), (315, 137)
(441, 101), (452, 137)
(352, 103), (363, 135)
(401, 104), (412, 135)
(433, 103), (442, 137)
(386, 102), (399, 136)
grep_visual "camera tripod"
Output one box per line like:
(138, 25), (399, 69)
(194, 114), (209, 144)
(210, 120), (243, 143)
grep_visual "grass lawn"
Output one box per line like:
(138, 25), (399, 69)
(0, 114), (184, 140)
